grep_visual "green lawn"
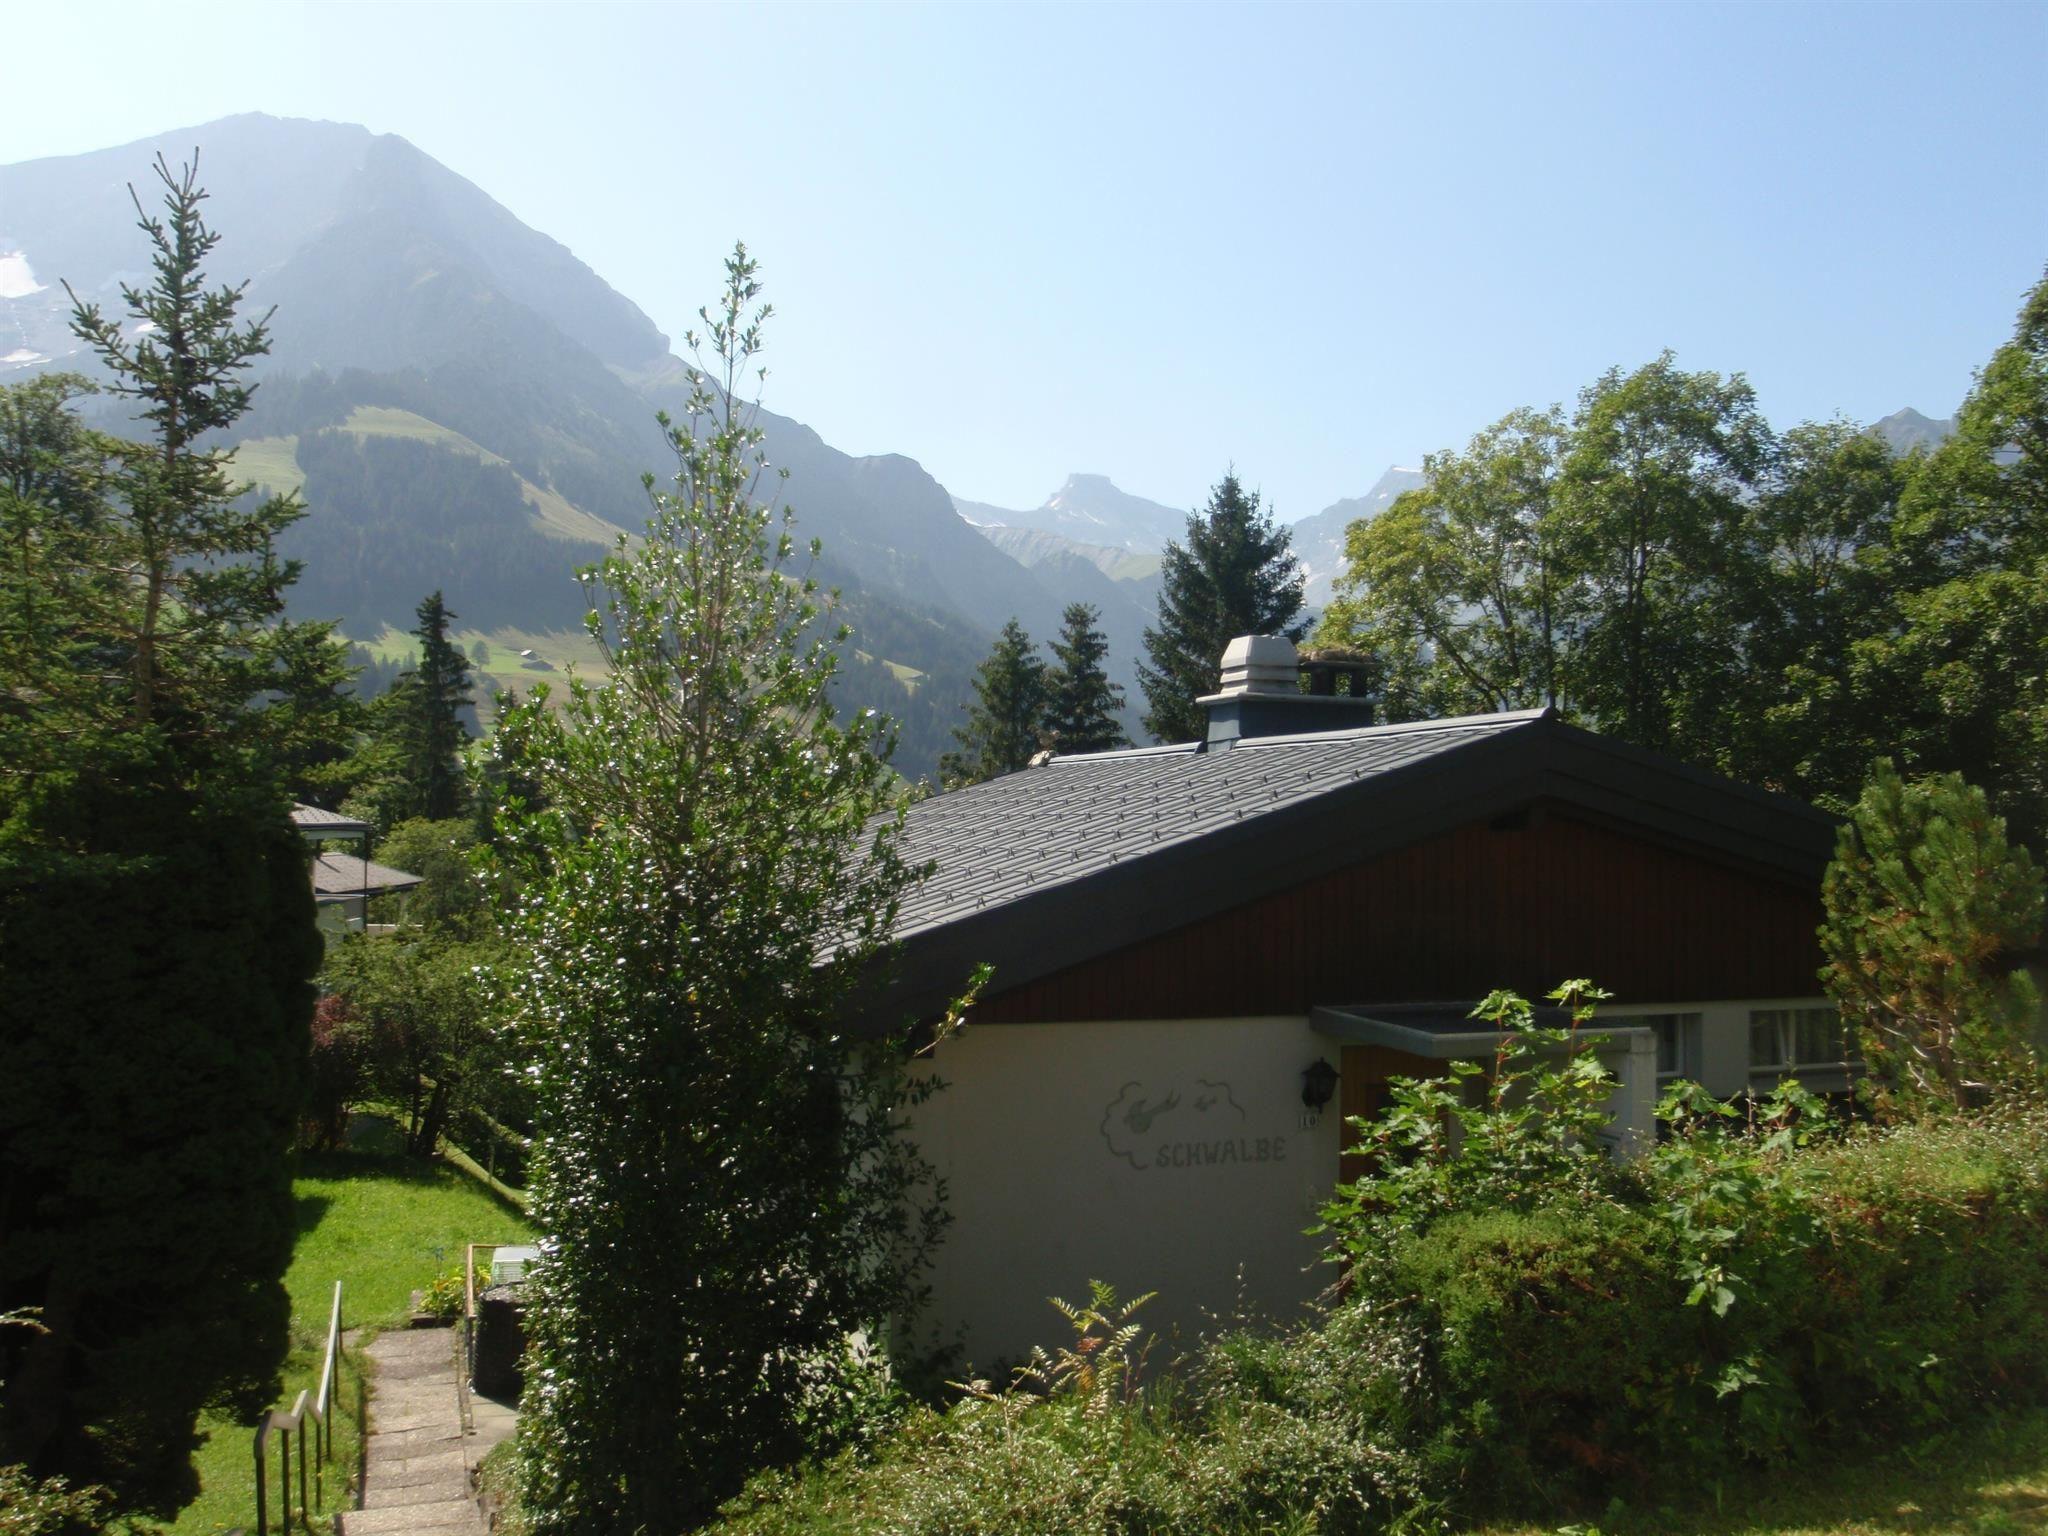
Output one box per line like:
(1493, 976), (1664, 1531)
(1476, 1410), (2048, 1536)
(164, 1117), (532, 1535)
(225, 433), (306, 497)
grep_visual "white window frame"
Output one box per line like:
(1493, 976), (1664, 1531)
(1593, 997), (1838, 1101)
(1747, 1005), (1856, 1087)
(1601, 1011), (1703, 1089)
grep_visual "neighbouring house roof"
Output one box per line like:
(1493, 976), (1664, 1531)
(875, 708), (1836, 1023)
(292, 803), (373, 839)
(1311, 1002), (1649, 1058)
(311, 850), (424, 901)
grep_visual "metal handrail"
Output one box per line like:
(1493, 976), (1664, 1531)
(252, 1280), (345, 1536)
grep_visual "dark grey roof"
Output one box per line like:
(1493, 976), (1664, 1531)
(872, 708), (1836, 1024)
(293, 803), (372, 838)
(896, 710), (1540, 939)
(1311, 1002), (1646, 1058)
(311, 851), (423, 899)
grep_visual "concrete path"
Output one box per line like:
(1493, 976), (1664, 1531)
(336, 1327), (513, 1536)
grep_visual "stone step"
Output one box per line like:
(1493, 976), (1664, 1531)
(336, 1496), (485, 1535)
(365, 1476), (474, 1510)
(365, 1430), (465, 1461)
(358, 1449), (467, 1492)
(342, 1306), (500, 1536)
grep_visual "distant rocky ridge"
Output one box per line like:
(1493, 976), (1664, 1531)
(1285, 467), (1428, 609)
(955, 466), (1437, 616)
(955, 473), (1189, 554)
(975, 525), (1160, 583)
(1870, 406), (1953, 455)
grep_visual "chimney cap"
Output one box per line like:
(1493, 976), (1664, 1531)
(1215, 635), (1298, 697)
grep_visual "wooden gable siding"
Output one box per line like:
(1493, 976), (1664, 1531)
(969, 811), (1824, 1023)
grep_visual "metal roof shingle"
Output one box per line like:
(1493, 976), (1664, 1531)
(893, 711), (1543, 938)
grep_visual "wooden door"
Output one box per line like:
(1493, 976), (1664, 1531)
(1337, 1045), (1439, 1183)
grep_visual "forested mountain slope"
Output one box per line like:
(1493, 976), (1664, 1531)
(0, 114), (1095, 774)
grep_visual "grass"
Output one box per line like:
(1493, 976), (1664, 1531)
(229, 406), (629, 548)
(226, 433), (305, 496)
(335, 406), (624, 546)
(1471, 1411), (2048, 1536)
(342, 622), (609, 725)
(163, 1115), (533, 1535)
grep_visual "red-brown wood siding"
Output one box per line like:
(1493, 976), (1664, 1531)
(970, 811), (1824, 1023)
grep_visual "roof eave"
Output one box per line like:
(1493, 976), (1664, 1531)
(865, 715), (1838, 1030)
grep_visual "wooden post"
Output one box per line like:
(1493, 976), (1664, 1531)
(358, 1370), (369, 1508)
(253, 1430), (267, 1536)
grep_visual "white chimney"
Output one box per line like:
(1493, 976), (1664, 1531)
(1215, 635), (1299, 696)
(1197, 634), (1375, 749)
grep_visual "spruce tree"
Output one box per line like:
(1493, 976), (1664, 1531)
(1139, 471), (1306, 742)
(1043, 602), (1129, 754)
(1820, 760), (2045, 1115)
(389, 591), (475, 822)
(0, 156), (324, 1511)
(939, 617), (1047, 785)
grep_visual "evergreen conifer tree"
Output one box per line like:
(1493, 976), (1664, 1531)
(389, 591), (475, 822)
(0, 156), (325, 1512)
(1139, 471), (1305, 742)
(1820, 760), (2045, 1115)
(939, 617), (1047, 785)
(1043, 602), (1128, 755)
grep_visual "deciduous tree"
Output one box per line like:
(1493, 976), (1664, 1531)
(1321, 407), (1571, 720)
(1554, 355), (1771, 757)
(497, 247), (974, 1532)
(1829, 267), (2048, 849)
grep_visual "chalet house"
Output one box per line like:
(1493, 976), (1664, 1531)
(292, 804), (422, 934)
(883, 636), (1843, 1366)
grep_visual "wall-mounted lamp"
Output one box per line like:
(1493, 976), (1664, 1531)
(1301, 1057), (1339, 1112)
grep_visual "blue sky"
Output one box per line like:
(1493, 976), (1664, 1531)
(4, 1), (2043, 520)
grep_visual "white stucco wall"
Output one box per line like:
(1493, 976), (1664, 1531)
(911, 1016), (1343, 1371)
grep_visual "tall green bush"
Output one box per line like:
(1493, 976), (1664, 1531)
(497, 247), (976, 1533)
(1320, 988), (2048, 1507)
(712, 1078), (2048, 1536)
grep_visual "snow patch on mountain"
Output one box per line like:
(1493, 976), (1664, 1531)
(3, 348), (48, 367)
(0, 251), (48, 300)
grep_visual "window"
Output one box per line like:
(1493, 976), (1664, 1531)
(1749, 1006), (1853, 1081)
(1604, 1012), (1702, 1087)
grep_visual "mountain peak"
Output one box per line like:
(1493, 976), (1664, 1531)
(1287, 465), (1429, 608)
(0, 114), (671, 377)
(1871, 407), (1953, 455)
